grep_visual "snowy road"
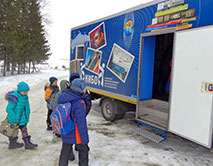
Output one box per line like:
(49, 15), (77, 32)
(0, 70), (212, 166)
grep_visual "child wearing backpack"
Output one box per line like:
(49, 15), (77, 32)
(57, 78), (89, 166)
(50, 80), (70, 110)
(69, 73), (91, 116)
(5, 82), (38, 149)
(49, 80), (69, 138)
(45, 76), (59, 130)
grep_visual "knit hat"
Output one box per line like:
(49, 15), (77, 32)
(71, 78), (86, 94)
(17, 82), (30, 92)
(49, 77), (57, 85)
(69, 73), (80, 83)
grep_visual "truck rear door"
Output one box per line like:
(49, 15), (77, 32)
(169, 25), (213, 148)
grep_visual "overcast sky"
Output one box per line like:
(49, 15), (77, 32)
(45, 0), (152, 65)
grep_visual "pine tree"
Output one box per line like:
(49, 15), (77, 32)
(0, 0), (51, 76)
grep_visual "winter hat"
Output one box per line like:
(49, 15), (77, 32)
(69, 73), (80, 83)
(17, 82), (30, 92)
(71, 78), (86, 94)
(49, 77), (57, 85)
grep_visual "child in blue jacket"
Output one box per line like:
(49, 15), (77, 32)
(58, 78), (89, 166)
(69, 73), (91, 115)
(5, 81), (38, 149)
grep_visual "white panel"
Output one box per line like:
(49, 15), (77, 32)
(169, 26), (213, 148)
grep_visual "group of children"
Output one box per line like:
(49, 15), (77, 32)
(4, 73), (91, 166)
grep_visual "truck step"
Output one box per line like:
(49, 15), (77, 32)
(136, 121), (166, 143)
(135, 127), (164, 143)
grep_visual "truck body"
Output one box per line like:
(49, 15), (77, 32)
(70, 0), (213, 148)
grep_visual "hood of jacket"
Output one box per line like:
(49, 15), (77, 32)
(60, 80), (69, 91)
(6, 91), (28, 102)
(58, 89), (85, 104)
(5, 91), (18, 103)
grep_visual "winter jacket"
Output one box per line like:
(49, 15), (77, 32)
(45, 85), (59, 105)
(58, 89), (89, 145)
(69, 73), (92, 116)
(5, 91), (30, 126)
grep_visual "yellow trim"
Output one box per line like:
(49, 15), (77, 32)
(87, 89), (136, 104)
(177, 24), (192, 30)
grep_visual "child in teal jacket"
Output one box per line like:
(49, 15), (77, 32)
(5, 81), (38, 149)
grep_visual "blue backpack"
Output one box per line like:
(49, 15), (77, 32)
(50, 102), (75, 135)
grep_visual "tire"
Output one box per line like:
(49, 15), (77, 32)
(101, 98), (125, 122)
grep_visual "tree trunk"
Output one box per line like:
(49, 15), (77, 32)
(6, 60), (10, 71)
(18, 63), (20, 74)
(23, 62), (26, 74)
(28, 62), (31, 74)
(32, 62), (36, 73)
(3, 57), (6, 76)
(11, 63), (14, 75)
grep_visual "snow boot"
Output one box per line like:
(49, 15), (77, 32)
(23, 135), (38, 149)
(8, 137), (24, 149)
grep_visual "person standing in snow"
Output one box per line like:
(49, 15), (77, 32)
(51, 80), (70, 110)
(5, 81), (38, 149)
(58, 78), (89, 166)
(69, 73), (91, 116)
(45, 76), (59, 130)
(51, 80), (70, 138)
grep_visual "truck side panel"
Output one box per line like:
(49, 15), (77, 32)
(70, 0), (213, 103)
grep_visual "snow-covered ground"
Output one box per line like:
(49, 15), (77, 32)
(0, 70), (212, 166)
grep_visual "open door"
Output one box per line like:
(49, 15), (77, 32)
(169, 25), (213, 148)
(136, 30), (175, 131)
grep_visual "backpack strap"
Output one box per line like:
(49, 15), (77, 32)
(69, 101), (75, 122)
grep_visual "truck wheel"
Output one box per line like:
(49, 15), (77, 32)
(101, 98), (125, 122)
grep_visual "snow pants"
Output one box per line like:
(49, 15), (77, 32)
(59, 142), (89, 166)
(46, 108), (53, 126)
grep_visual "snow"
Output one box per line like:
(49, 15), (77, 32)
(0, 69), (212, 166)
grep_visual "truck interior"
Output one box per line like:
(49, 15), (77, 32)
(152, 33), (174, 102)
(137, 32), (174, 131)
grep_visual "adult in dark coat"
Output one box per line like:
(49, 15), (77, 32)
(58, 79), (89, 166)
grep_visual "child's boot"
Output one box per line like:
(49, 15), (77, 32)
(23, 135), (38, 149)
(8, 137), (24, 149)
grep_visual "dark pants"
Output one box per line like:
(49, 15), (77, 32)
(59, 142), (89, 166)
(46, 109), (53, 125)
